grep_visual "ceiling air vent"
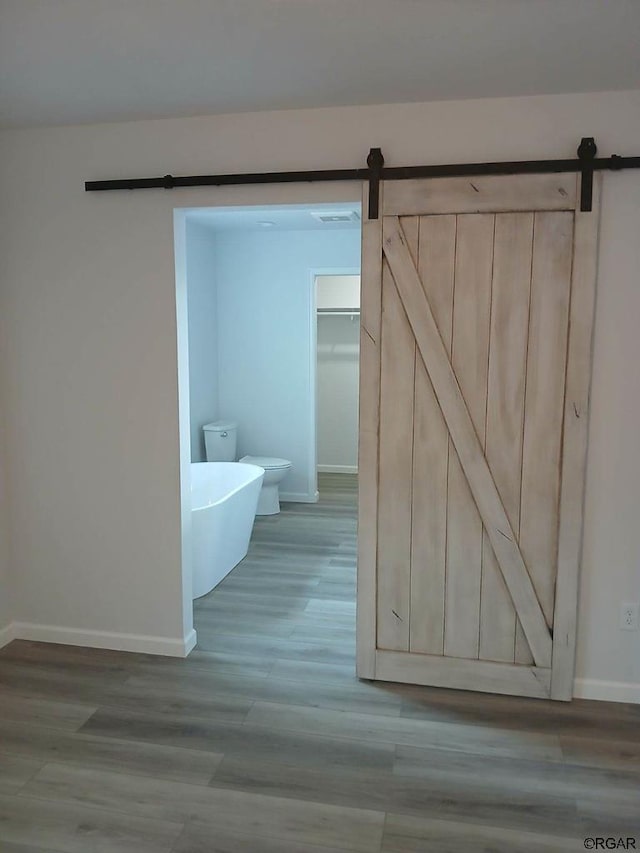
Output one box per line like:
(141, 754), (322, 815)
(310, 210), (361, 224)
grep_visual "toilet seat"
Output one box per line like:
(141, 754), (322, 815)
(239, 455), (291, 471)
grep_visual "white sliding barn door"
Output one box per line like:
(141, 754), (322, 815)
(357, 174), (600, 700)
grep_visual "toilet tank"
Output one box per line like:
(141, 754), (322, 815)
(203, 421), (237, 462)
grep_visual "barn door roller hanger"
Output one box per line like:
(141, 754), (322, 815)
(85, 137), (640, 218)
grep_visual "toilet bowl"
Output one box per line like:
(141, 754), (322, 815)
(202, 421), (292, 516)
(239, 455), (292, 515)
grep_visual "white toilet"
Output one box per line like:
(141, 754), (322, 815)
(203, 421), (292, 516)
(238, 455), (292, 515)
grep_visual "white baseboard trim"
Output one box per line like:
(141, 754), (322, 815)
(5, 619), (635, 702)
(183, 628), (198, 656)
(0, 622), (17, 649)
(10, 621), (196, 658)
(317, 465), (358, 474)
(280, 490), (320, 503)
(573, 677), (640, 704)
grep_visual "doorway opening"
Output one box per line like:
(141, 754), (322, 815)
(175, 201), (362, 670)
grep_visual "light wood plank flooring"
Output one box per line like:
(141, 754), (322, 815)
(0, 474), (638, 852)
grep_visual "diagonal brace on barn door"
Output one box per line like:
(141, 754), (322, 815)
(382, 216), (553, 669)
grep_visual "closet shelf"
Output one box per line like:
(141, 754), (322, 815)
(317, 308), (360, 317)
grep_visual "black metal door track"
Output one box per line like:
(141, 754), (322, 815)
(85, 138), (640, 219)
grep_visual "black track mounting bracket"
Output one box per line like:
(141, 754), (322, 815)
(577, 137), (597, 212)
(366, 147), (384, 220)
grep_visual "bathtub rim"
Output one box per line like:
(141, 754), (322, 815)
(190, 461), (265, 511)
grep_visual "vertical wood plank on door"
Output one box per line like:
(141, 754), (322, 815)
(551, 176), (601, 699)
(399, 216), (419, 259)
(410, 215), (456, 655)
(480, 213), (533, 663)
(516, 211), (574, 663)
(401, 216), (420, 647)
(377, 243), (416, 650)
(444, 214), (494, 660)
(356, 181), (383, 678)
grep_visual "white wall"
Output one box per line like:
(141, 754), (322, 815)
(215, 230), (360, 499)
(186, 219), (218, 462)
(317, 307), (360, 473)
(0, 411), (12, 643)
(0, 90), (638, 696)
(0, 283), (13, 643)
(317, 275), (360, 310)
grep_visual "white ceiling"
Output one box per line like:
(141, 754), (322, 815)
(1, 0), (640, 129)
(187, 203), (361, 233)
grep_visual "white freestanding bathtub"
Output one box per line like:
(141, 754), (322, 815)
(190, 462), (264, 599)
